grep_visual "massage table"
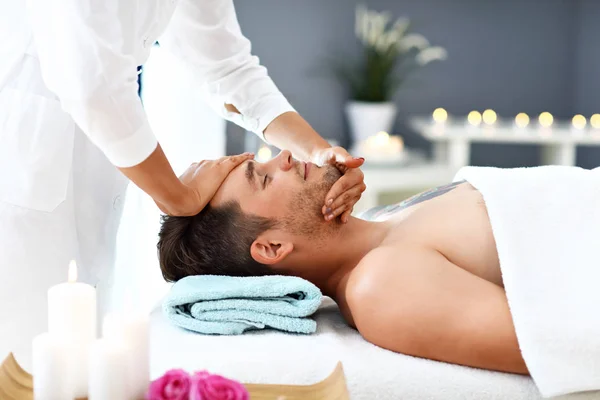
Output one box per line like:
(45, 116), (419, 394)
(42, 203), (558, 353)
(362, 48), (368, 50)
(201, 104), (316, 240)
(150, 298), (594, 400)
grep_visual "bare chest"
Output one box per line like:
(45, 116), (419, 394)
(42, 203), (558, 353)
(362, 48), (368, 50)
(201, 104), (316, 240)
(367, 183), (503, 286)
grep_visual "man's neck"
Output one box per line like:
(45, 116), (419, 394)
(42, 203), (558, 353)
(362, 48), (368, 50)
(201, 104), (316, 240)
(289, 217), (391, 299)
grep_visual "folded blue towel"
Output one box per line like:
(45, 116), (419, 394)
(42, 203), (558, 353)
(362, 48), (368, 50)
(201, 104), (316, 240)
(163, 275), (323, 335)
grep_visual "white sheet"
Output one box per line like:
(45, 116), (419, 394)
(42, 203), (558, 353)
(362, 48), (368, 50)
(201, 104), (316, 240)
(150, 298), (596, 399)
(455, 166), (600, 397)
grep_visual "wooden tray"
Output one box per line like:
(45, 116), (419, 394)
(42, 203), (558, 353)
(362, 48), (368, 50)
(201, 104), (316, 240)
(0, 353), (349, 400)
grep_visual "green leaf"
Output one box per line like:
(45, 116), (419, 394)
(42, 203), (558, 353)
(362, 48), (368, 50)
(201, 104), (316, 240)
(314, 11), (444, 102)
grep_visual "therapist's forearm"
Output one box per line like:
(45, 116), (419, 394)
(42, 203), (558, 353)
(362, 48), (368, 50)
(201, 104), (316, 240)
(263, 112), (331, 161)
(118, 144), (190, 213)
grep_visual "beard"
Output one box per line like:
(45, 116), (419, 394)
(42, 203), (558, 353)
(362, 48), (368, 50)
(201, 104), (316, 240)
(285, 165), (343, 237)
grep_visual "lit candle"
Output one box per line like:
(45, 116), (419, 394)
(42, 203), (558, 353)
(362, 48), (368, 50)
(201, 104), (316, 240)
(47, 260), (96, 398)
(32, 333), (72, 400)
(88, 338), (129, 400)
(571, 114), (587, 131)
(103, 312), (150, 399)
(432, 108), (448, 124)
(467, 111), (482, 128)
(590, 114), (600, 129)
(538, 112), (553, 137)
(388, 135), (404, 154)
(373, 131), (390, 148)
(482, 109), (497, 125)
(538, 112), (553, 128)
(360, 131), (405, 159)
(363, 132), (388, 154)
(514, 113), (530, 129)
(363, 137), (376, 155)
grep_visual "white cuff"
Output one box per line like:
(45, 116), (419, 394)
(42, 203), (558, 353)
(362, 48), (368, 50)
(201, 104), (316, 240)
(221, 95), (295, 143)
(255, 95), (296, 137)
(100, 119), (158, 168)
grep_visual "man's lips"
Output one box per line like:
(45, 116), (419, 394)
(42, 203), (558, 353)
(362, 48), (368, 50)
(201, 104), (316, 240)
(304, 162), (313, 180)
(297, 161), (312, 180)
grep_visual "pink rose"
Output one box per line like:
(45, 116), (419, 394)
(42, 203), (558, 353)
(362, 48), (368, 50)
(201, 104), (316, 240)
(190, 371), (249, 400)
(147, 369), (192, 400)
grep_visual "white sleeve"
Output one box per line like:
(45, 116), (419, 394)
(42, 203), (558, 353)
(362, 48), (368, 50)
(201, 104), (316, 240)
(25, 0), (158, 167)
(159, 0), (295, 141)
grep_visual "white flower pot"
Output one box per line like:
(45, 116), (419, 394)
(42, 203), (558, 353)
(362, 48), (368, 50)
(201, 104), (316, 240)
(345, 101), (397, 145)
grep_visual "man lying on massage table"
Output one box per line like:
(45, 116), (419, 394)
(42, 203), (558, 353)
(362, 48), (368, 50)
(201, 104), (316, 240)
(157, 150), (527, 375)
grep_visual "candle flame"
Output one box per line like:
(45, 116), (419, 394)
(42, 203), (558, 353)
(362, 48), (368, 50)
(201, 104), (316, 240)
(590, 114), (600, 129)
(467, 111), (482, 126)
(515, 113), (530, 128)
(572, 114), (587, 130)
(539, 112), (553, 128)
(432, 108), (448, 123)
(68, 260), (78, 283)
(482, 109), (497, 125)
(371, 131), (390, 148)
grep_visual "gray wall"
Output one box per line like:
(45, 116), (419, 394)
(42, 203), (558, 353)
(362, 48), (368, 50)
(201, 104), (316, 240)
(572, 1), (600, 169)
(227, 0), (600, 168)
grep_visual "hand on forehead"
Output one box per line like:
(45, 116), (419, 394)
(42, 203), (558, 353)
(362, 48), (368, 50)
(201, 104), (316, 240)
(209, 159), (255, 207)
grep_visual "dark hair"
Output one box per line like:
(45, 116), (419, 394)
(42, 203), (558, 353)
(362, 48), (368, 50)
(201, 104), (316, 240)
(157, 201), (278, 282)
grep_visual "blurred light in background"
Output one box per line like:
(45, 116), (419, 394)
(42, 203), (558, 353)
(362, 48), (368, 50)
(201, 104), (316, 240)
(482, 109), (497, 125)
(257, 145), (273, 162)
(373, 131), (390, 147)
(590, 114), (600, 129)
(515, 113), (530, 128)
(432, 108), (448, 123)
(538, 112), (554, 127)
(467, 111), (482, 126)
(571, 114), (587, 130)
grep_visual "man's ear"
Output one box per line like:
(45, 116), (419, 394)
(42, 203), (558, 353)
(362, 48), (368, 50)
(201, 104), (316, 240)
(250, 234), (294, 265)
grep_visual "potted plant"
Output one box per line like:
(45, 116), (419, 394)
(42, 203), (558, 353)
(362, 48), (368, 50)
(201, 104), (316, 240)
(333, 5), (448, 146)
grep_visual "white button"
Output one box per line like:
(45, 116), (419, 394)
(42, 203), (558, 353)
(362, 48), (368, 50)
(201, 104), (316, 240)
(142, 36), (149, 48)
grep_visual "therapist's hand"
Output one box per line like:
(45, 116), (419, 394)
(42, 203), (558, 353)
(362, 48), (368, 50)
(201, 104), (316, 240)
(312, 146), (366, 224)
(157, 153), (254, 216)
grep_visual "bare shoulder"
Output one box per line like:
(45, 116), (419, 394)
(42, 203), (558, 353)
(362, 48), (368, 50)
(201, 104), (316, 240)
(344, 245), (527, 374)
(346, 244), (430, 300)
(345, 245), (429, 328)
(343, 245), (429, 339)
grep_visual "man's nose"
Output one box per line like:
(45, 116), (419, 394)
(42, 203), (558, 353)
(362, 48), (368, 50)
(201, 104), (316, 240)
(277, 150), (293, 171)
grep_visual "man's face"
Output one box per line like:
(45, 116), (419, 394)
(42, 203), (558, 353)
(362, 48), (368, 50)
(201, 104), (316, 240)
(210, 150), (341, 235)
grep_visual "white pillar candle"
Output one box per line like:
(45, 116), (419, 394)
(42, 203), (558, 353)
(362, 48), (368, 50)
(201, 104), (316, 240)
(47, 261), (96, 398)
(88, 339), (129, 400)
(103, 312), (150, 399)
(32, 333), (73, 400)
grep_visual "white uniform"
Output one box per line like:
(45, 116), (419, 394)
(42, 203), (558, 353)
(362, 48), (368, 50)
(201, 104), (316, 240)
(0, 0), (294, 369)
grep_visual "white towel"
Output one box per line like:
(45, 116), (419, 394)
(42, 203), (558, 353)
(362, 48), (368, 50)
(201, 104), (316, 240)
(152, 298), (557, 400)
(454, 165), (600, 397)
